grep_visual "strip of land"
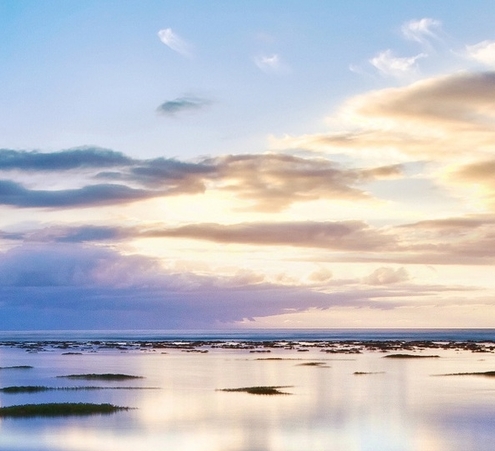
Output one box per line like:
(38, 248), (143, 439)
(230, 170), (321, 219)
(0, 403), (130, 417)
(218, 386), (292, 395)
(0, 385), (157, 393)
(56, 373), (143, 380)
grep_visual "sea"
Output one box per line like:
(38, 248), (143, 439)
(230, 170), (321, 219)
(0, 328), (494, 342)
(0, 329), (494, 451)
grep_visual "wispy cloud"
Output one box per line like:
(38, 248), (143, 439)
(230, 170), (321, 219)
(156, 95), (212, 116)
(369, 49), (426, 78)
(465, 40), (495, 67)
(254, 54), (289, 73)
(401, 18), (442, 47)
(142, 220), (395, 252)
(157, 28), (193, 57)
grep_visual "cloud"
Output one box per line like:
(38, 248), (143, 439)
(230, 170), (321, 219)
(0, 148), (403, 211)
(0, 180), (159, 208)
(200, 154), (402, 211)
(275, 71), (495, 161)
(254, 54), (288, 73)
(0, 243), (414, 329)
(444, 160), (495, 208)
(143, 220), (395, 251)
(401, 18), (442, 47)
(0, 147), (131, 171)
(345, 72), (495, 131)
(157, 28), (192, 57)
(156, 96), (212, 116)
(363, 267), (409, 285)
(369, 49), (426, 77)
(465, 40), (495, 67)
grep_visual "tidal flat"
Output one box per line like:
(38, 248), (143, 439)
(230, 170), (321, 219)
(0, 337), (494, 451)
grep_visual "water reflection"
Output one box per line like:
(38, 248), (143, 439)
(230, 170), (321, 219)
(0, 347), (494, 451)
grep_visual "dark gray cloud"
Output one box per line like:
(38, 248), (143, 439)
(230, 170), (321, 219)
(0, 147), (132, 171)
(157, 96), (212, 116)
(0, 180), (159, 208)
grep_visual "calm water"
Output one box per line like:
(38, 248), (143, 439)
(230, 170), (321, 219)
(0, 330), (494, 451)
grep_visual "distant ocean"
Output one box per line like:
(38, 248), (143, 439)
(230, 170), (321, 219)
(0, 329), (494, 342)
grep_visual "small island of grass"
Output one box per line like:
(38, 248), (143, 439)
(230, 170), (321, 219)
(57, 373), (143, 380)
(0, 403), (130, 418)
(0, 365), (33, 370)
(383, 354), (440, 359)
(0, 385), (158, 393)
(296, 362), (328, 367)
(441, 371), (495, 377)
(353, 371), (385, 375)
(218, 386), (292, 395)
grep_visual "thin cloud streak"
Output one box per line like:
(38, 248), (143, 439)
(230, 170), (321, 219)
(157, 96), (212, 116)
(369, 49), (426, 78)
(401, 18), (442, 47)
(157, 28), (193, 57)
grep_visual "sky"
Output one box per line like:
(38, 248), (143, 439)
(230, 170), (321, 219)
(1, 1), (495, 330)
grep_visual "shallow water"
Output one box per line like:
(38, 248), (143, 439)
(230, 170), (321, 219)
(0, 344), (494, 451)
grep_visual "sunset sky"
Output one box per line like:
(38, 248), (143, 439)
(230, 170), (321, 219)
(1, 1), (495, 330)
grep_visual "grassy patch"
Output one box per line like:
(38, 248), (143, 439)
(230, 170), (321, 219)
(0, 403), (130, 417)
(1, 385), (158, 393)
(0, 386), (50, 393)
(296, 362), (328, 367)
(57, 373), (143, 380)
(383, 354), (440, 359)
(0, 366), (33, 370)
(441, 371), (495, 377)
(219, 386), (292, 395)
(353, 371), (385, 375)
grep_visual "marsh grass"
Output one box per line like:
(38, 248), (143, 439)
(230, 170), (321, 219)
(296, 362), (328, 367)
(383, 354), (440, 359)
(0, 386), (158, 393)
(353, 371), (385, 375)
(0, 366), (33, 370)
(57, 373), (143, 380)
(218, 386), (292, 395)
(439, 371), (495, 377)
(0, 403), (130, 417)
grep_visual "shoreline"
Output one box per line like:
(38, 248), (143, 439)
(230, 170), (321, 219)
(1, 338), (494, 354)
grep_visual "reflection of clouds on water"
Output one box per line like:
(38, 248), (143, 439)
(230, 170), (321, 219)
(0, 345), (494, 450)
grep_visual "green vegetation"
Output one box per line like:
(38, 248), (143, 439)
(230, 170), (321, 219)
(219, 386), (292, 395)
(1, 385), (157, 393)
(383, 354), (440, 359)
(57, 373), (143, 380)
(0, 386), (49, 393)
(296, 362), (328, 367)
(0, 365), (33, 370)
(0, 403), (130, 417)
(442, 371), (495, 377)
(353, 371), (385, 375)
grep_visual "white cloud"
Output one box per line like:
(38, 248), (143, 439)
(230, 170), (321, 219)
(465, 40), (495, 66)
(370, 49), (426, 77)
(401, 18), (442, 46)
(157, 28), (193, 57)
(254, 54), (288, 73)
(363, 267), (409, 285)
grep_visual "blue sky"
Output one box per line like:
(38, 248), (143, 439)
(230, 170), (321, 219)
(1, 1), (495, 330)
